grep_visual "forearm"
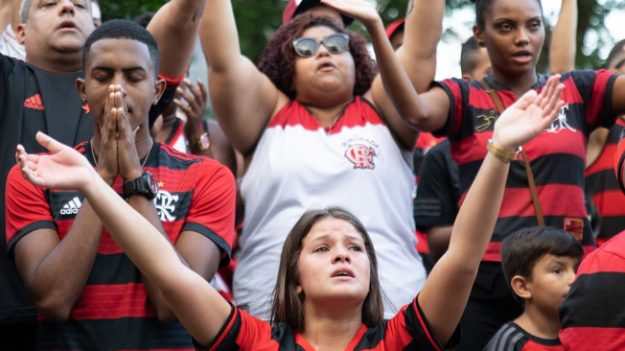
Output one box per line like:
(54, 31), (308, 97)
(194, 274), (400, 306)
(200, 0), (243, 73)
(0, 0), (11, 34)
(23, 202), (104, 320)
(399, 0), (444, 92)
(148, 0), (208, 77)
(549, 0), (577, 73)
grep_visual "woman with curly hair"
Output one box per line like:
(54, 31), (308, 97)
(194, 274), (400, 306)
(198, 0), (444, 320)
(15, 76), (564, 349)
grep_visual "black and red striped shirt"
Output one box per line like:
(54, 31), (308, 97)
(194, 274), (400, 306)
(560, 231), (625, 350)
(197, 298), (459, 351)
(5, 141), (236, 350)
(585, 118), (625, 246)
(436, 71), (618, 261)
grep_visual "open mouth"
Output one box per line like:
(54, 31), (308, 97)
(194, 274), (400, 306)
(331, 269), (355, 278)
(58, 20), (77, 30)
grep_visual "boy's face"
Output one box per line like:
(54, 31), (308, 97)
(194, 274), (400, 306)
(526, 254), (578, 317)
(78, 38), (164, 130)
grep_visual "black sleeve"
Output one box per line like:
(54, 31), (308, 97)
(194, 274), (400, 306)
(414, 141), (460, 231)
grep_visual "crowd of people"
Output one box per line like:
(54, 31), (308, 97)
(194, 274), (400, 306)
(2, 0), (625, 350)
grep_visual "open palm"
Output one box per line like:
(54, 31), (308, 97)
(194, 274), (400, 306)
(492, 75), (564, 150)
(17, 132), (96, 192)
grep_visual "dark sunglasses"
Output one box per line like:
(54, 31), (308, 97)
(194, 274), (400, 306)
(292, 33), (350, 58)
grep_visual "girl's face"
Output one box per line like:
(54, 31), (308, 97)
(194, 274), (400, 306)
(296, 217), (370, 307)
(474, 0), (544, 78)
(292, 25), (355, 104)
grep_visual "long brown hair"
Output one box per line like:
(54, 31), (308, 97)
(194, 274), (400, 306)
(270, 207), (384, 332)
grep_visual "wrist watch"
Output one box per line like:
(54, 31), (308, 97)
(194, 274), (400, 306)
(123, 172), (159, 200)
(195, 132), (210, 152)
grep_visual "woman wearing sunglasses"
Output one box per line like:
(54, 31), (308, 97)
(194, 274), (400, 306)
(15, 76), (565, 350)
(200, 0), (444, 320)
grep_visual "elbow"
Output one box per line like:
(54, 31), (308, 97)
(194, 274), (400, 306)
(154, 305), (177, 324)
(36, 297), (72, 321)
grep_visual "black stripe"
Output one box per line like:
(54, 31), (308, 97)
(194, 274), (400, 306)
(7, 221), (56, 255)
(561, 272), (625, 329)
(150, 146), (203, 171)
(87, 253), (141, 285)
(586, 169), (621, 194)
(37, 316), (193, 350)
(459, 154), (585, 192)
(492, 216), (593, 245)
(597, 216), (625, 239)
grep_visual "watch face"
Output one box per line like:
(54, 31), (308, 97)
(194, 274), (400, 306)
(145, 172), (159, 195)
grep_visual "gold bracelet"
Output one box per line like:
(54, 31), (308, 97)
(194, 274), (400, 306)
(487, 139), (521, 163)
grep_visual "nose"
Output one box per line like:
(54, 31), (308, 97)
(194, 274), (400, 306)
(514, 28), (530, 46)
(566, 269), (576, 286)
(59, 0), (76, 15)
(316, 42), (331, 57)
(333, 247), (351, 264)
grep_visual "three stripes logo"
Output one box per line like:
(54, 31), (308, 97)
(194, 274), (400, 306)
(24, 94), (45, 111)
(60, 197), (82, 216)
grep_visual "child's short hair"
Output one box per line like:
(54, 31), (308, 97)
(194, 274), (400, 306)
(501, 227), (584, 285)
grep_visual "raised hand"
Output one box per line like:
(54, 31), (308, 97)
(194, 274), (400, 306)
(16, 132), (96, 192)
(111, 84), (143, 181)
(319, 0), (379, 28)
(491, 75), (564, 151)
(176, 79), (209, 145)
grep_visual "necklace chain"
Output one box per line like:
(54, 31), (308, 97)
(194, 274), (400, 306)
(90, 140), (152, 168)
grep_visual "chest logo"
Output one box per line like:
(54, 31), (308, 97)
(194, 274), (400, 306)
(60, 196), (82, 216)
(475, 111), (499, 132)
(344, 144), (377, 169)
(24, 94), (45, 111)
(546, 105), (576, 133)
(154, 190), (179, 222)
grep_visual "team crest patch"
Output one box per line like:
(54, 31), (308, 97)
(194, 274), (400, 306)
(154, 190), (179, 222)
(563, 217), (584, 241)
(546, 105), (576, 133)
(343, 137), (378, 170)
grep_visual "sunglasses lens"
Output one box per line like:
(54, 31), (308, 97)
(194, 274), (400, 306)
(324, 34), (349, 54)
(293, 38), (318, 58)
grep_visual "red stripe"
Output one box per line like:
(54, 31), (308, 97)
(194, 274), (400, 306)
(267, 97), (383, 134)
(416, 231), (430, 254)
(561, 326), (625, 350)
(592, 189), (625, 216)
(586, 143), (618, 175)
(498, 185), (586, 218)
(574, 237), (625, 275)
(585, 70), (614, 128)
(65, 284), (156, 320)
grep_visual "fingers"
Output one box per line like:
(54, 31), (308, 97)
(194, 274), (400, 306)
(510, 89), (537, 111)
(35, 131), (67, 153)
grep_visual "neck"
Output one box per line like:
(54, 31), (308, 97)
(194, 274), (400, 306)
(302, 299), (363, 350)
(491, 68), (538, 97)
(305, 100), (350, 128)
(514, 305), (561, 340)
(152, 113), (177, 144)
(27, 51), (83, 73)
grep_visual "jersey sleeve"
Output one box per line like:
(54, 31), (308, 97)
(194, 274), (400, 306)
(414, 142), (460, 231)
(182, 160), (237, 267)
(5, 163), (55, 255)
(194, 305), (275, 351)
(569, 69), (618, 130)
(431, 78), (470, 139)
(383, 297), (461, 351)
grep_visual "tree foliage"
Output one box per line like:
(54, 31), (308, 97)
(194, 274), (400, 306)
(100, 0), (624, 69)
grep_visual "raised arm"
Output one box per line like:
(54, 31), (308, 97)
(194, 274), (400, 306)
(199, 0), (284, 157)
(549, 0), (577, 74)
(147, 0), (207, 78)
(17, 133), (232, 346)
(417, 76), (565, 345)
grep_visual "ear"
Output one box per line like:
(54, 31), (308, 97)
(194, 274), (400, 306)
(152, 78), (167, 105)
(510, 275), (532, 300)
(76, 78), (87, 102)
(16, 23), (26, 45)
(472, 26), (486, 47)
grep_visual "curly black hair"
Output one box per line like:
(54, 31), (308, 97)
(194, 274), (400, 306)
(257, 14), (375, 100)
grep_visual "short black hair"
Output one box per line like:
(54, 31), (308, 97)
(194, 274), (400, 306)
(460, 36), (482, 76)
(475, 0), (543, 29)
(605, 39), (625, 70)
(501, 226), (583, 288)
(82, 19), (160, 78)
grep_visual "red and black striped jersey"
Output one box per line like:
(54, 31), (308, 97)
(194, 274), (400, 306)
(485, 322), (563, 351)
(560, 231), (625, 350)
(5, 141), (236, 350)
(435, 71), (618, 261)
(196, 298), (459, 351)
(585, 118), (625, 246)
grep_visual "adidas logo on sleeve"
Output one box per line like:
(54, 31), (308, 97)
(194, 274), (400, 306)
(60, 197), (82, 216)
